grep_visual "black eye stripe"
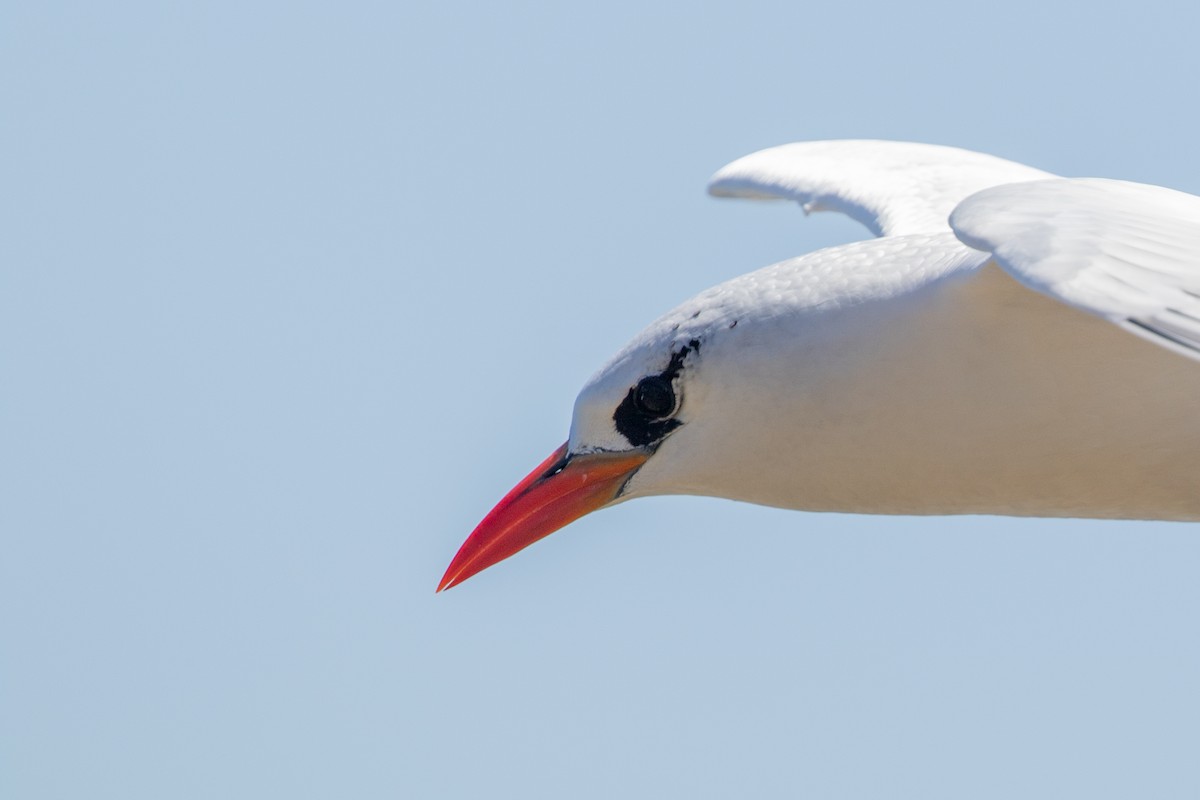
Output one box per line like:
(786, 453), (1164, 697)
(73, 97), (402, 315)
(660, 338), (700, 383)
(611, 339), (699, 448)
(612, 388), (681, 447)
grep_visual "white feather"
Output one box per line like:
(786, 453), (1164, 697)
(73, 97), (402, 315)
(708, 140), (1053, 237)
(951, 178), (1200, 361)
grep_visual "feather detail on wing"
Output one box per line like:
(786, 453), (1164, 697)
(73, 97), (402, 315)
(951, 178), (1200, 362)
(708, 140), (1054, 237)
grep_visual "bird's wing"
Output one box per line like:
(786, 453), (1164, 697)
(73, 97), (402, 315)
(951, 178), (1200, 362)
(708, 140), (1054, 237)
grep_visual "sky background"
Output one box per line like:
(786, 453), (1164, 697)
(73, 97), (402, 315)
(4, 2), (1200, 798)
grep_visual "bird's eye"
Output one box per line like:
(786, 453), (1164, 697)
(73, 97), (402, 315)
(634, 376), (675, 417)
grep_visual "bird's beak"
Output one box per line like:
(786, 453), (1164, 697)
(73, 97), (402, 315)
(437, 442), (649, 591)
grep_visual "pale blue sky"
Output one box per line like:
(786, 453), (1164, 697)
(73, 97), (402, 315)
(4, 2), (1200, 798)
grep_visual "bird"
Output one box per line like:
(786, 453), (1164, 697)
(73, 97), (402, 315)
(438, 140), (1200, 592)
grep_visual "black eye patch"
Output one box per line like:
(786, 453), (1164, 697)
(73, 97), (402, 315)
(612, 387), (682, 447)
(611, 339), (699, 448)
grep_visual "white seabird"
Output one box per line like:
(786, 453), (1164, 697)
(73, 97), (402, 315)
(439, 140), (1200, 591)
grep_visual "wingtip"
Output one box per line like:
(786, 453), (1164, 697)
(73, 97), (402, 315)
(705, 169), (740, 198)
(705, 174), (787, 201)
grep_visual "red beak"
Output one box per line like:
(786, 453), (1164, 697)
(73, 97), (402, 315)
(437, 442), (649, 591)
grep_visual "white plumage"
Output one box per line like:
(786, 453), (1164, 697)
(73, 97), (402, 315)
(951, 177), (1200, 359)
(708, 139), (1054, 236)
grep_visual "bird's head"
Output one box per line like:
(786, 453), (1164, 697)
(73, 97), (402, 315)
(437, 305), (727, 591)
(436, 237), (950, 591)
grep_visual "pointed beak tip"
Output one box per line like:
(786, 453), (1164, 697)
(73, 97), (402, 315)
(436, 560), (471, 593)
(435, 442), (650, 590)
(435, 571), (460, 593)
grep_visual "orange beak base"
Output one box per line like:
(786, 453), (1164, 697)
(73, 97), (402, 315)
(437, 442), (649, 591)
